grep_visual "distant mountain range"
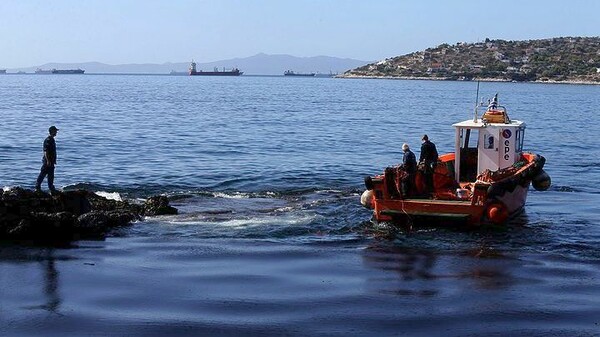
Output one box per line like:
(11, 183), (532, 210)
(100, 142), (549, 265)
(5, 53), (370, 75)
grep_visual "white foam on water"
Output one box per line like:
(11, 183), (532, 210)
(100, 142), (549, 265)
(212, 191), (250, 199)
(274, 206), (295, 213)
(160, 211), (320, 229)
(316, 189), (343, 194)
(219, 213), (320, 228)
(204, 191), (278, 199)
(94, 191), (123, 201)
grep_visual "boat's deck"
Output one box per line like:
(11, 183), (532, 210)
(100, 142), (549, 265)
(402, 198), (472, 205)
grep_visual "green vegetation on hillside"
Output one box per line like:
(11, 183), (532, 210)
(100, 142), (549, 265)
(344, 37), (600, 83)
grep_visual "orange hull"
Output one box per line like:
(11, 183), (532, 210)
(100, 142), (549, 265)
(363, 152), (546, 226)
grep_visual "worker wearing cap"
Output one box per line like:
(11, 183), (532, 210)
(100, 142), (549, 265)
(35, 126), (59, 195)
(419, 134), (438, 195)
(401, 143), (417, 197)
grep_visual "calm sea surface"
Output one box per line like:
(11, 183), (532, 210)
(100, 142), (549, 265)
(1, 75), (600, 336)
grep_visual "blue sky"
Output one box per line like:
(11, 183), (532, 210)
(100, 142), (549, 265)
(0, 0), (598, 68)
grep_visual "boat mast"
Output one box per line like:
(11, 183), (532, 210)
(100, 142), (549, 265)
(473, 81), (480, 123)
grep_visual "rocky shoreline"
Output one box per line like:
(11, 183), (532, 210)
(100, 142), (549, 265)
(0, 187), (177, 244)
(336, 74), (600, 85)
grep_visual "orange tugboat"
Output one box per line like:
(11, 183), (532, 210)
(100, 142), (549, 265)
(361, 94), (551, 226)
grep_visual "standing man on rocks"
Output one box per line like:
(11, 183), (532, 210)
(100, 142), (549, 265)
(419, 134), (438, 196)
(35, 126), (59, 195)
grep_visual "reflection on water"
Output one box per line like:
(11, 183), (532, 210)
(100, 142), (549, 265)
(5, 248), (63, 315)
(364, 245), (437, 281)
(363, 244), (439, 297)
(362, 241), (517, 297)
(41, 249), (61, 313)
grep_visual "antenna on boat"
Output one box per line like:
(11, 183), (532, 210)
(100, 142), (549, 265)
(473, 81), (480, 122)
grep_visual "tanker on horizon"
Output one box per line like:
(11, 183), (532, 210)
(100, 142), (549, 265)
(35, 68), (85, 74)
(188, 60), (242, 76)
(284, 70), (315, 77)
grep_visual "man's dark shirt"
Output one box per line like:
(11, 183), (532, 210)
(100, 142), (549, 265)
(403, 150), (417, 174)
(419, 140), (438, 164)
(43, 136), (57, 164)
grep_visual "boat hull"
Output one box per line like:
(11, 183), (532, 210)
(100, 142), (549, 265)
(52, 69), (85, 74)
(284, 73), (315, 77)
(493, 182), (529, 216)
(189, 70), (242, 76)
(363, 152), (545, 226)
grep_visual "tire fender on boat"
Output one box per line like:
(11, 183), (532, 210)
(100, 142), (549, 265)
(364, 176), (374, 190)
(486, 202), (509, 224)
(532, 170), (551, 191)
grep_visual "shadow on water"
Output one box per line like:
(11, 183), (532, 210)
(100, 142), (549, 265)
(38, 250), (61, 314)
(356, 189), (600, 299)
(353, 209), (575, 297)
(1, 247), (64, 315)
(360, 228), (522, 297)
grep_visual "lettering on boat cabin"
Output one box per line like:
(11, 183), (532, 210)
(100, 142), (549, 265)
(501, 128), (514, 166)
(478, 126), (518, 172)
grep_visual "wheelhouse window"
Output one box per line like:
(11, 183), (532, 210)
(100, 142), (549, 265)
(458, 128), (479, 182)
(459, 128), (478, 149)
(516, 128), (525, 152)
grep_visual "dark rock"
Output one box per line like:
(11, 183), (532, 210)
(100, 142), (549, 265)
(144, 196), (178, 216)
(2, 186), (37, 201)
(87, 192), (143, 215)
(8, 211), (75, 241)
(0, 187), (177, 243)
(7, 218), (30, 236)
(74, 210), (138, 239)
(105, 210), (138, 227)
(57, 190), (92, 215)
(75, 212), (111, 237)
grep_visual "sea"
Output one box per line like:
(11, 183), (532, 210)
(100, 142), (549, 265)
(1, 74), (599, 336)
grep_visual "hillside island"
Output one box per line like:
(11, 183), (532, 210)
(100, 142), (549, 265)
(341, 37), (600, 84)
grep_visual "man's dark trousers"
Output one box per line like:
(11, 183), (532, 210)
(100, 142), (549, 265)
(36, 161), (55, 192)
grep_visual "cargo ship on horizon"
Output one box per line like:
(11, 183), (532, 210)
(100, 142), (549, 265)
(52, 69), (85, 74)
(35, 68), (85, 74)
(188, 61), (242, 76)
(284, 70), (315, 77)
(34, 68), (52, 74)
